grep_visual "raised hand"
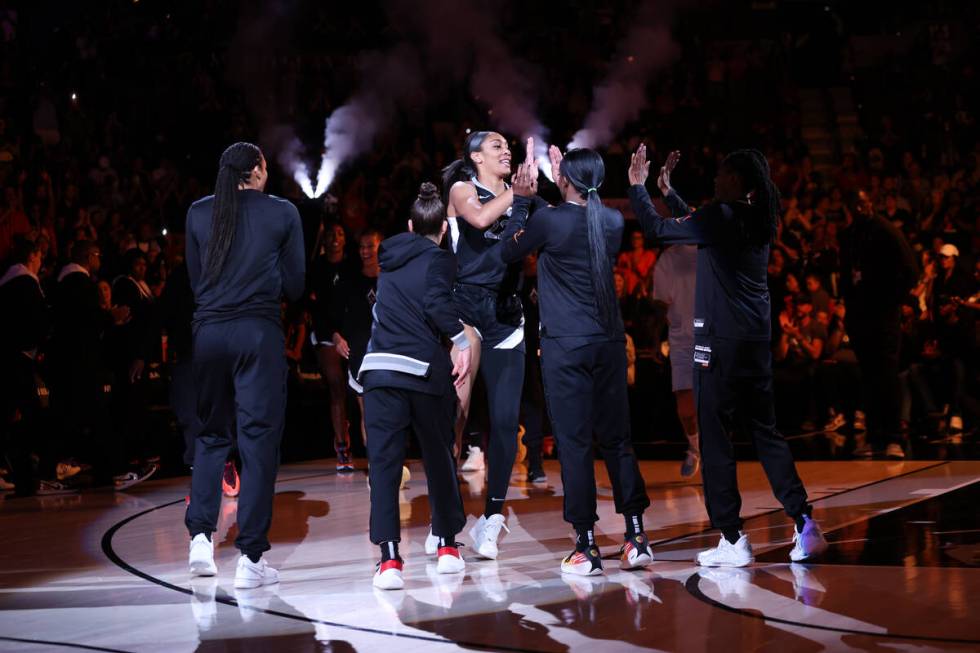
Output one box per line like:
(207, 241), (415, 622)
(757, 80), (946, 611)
(549, 145), (563, 183)
(512, 162), (536, 197)
(658, 150), (681, 195)
(524, 136), (539, 182)
(628, 144), (651, 186)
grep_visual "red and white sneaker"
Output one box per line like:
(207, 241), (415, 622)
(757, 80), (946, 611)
(436, 544), (465, 574)
(560, 547), (603, 576)
(222, 462), (240, 498)
(620, 533), (655, 570)
(373, 559), (405, 590)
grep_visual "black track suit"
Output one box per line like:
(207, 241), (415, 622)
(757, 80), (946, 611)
(628, 184), (809, 533)
(359, 232), (470, 544)
(184, 189), (305, 558)
(500, 196), (650, 531)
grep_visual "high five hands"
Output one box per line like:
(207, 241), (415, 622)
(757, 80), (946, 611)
(629, 145), (681, 196)
(512, 136), (539, 197)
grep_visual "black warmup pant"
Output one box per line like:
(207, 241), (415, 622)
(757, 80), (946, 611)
(49, 350), (114, 481)
(694, 338), (808, 531)
(110, 359), (152, 464)
(480, 347), (524, 511)
(540, 338), (650, 530)
(848, 311), (903, 447)
(184, 318), (286, 557)
(1, 351), (46, 493)
(365, 387), (465, 544)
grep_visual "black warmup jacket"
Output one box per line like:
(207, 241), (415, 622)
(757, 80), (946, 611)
(628, 184), (772, 343)
(185, 190), (305, 326)
(50, 268), (111, 369)
(0, 267), (48, 354)
(500, 196), (625, 342)
(358, 232), (469, 396)
(838, 215), (918, 318)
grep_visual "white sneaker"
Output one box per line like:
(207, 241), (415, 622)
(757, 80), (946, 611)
(697, 533), (754, 567)
(789, 515), (828, 562)
(189, 533), (217, 576)
(424, 528), (439, 555)
(436, 544), (465, 574)
(470, 513), (509, 559)
(460, 445), (485, 472)
(373, 559), (404, 590)
(233, 555), (279, 589)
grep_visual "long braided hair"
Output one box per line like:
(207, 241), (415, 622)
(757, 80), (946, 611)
(205, 142), (263, 282)
(559, 148), (618, 334)
(721, 149), (780, 246)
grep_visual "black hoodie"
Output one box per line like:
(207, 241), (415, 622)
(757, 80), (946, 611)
(358, 232), (469, 396)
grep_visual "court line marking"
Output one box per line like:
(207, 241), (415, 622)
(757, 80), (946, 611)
(685, 471), (980, 644)
(101, 472), (548, 653)
(100, 460), (953, 651)
(0, 636), (133, 653)
(684, 570), (980, 645)
(649, 460), (949, 549)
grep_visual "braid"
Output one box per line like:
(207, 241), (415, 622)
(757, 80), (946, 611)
(205, 142), (263, 282)
(723, 149), (780, 245)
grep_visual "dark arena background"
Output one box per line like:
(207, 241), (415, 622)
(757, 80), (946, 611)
(1, 1), (979, 651)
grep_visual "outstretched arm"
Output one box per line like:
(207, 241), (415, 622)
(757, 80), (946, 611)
(628, 144), (712, 245)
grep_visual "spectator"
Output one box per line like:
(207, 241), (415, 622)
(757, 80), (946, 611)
(616, 229), (657, 297)
(839, 190), (918, 458)
(0, 236), (48, 494)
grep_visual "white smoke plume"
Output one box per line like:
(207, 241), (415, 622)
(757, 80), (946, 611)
(227, 1), (317, 192)
(391, 0), (555, 180)
(568, 1), (680, 150)
(301, 44), (424, 197)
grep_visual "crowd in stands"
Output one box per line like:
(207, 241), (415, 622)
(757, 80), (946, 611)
(0, 2), (976, 494)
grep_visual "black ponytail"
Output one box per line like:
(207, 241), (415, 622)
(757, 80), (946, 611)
(205, 142), (263, 282)
(441, 131), (491, 201)
(722, 149), (780, 246)
(559, 148), (618, 334)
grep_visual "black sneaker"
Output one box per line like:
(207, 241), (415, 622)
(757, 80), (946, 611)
(527, 468), (547, 484)
(620, 532), (655, 570)
(38, 479), (80, 495)
(114, 463), (159, 491)
(560, 546), (604, 576)
(336, 449), (355, 473)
